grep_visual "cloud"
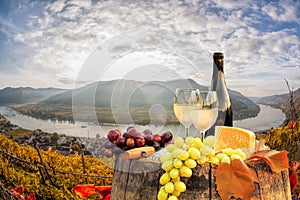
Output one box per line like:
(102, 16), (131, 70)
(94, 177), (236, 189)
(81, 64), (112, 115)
(46, 0), (65, 13)
(58, 77), (77, 85)
(214, 0), (253, 11)
(0, 0), (299, 96)
(262, 0), (300, 23)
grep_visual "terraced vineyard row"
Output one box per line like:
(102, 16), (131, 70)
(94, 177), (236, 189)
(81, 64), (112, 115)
(0, 134), (113, 199)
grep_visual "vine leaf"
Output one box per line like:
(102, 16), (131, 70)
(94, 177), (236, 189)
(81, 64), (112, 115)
(215, 159), (258, 200)
(73, 184), (97, 198)
(247, 150), (289, 173)
(255, 139), (270, 152)
(95, 185), (112, 199)
(72, 184), (112, 199)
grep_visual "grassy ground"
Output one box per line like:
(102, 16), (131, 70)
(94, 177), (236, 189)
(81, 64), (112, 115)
(10, 103), (179, 125)
(4, 128), (32, 138)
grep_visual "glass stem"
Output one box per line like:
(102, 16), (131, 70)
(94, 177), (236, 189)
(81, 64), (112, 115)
(200, 131), (204, 142)
(185, 127), (189, 137)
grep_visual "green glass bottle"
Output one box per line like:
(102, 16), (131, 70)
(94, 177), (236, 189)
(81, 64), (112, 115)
(207, 52), (233, 136)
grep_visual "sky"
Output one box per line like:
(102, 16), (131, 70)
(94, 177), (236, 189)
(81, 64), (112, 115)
(0, 0), (299, 97)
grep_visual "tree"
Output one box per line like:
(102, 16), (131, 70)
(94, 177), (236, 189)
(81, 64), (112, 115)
(51, 132), (60, 144)
(71, 143), (81, 153)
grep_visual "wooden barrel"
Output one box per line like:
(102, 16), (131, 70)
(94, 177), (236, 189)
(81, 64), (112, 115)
(110, 155), (291, 200)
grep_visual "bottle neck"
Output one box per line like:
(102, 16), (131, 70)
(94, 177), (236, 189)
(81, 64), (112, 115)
(213, 57), (224, 73)
(210, 55), (231, 111)
(211, 60), (224, 91)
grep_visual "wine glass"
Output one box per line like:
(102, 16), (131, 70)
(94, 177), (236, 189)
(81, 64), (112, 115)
(189, 90), (218, 141)
(173, 89), (195, 137)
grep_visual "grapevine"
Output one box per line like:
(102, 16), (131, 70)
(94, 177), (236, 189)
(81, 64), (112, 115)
(257, 125), (300, 161)
(257, 123), (300, 198)
(0, 134), (113, 199)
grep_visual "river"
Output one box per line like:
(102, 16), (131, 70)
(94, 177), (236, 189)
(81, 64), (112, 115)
(233, 104), (286, 131)
(0, 104), (285, 138)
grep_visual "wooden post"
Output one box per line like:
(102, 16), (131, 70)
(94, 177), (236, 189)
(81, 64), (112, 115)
(34, 144), (54, 186)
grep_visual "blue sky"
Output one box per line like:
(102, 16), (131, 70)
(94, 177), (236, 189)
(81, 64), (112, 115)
(0, 0), (299, 97)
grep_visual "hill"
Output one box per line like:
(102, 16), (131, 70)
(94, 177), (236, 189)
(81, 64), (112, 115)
(44, 79), (259, 120)
(256, 88), (300, 120)
(3, 79), (259, 124)
(0, 87), (67, 105)
(45, 79), (207, 107)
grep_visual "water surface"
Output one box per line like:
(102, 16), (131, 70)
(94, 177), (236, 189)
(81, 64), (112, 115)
(0, 104), (285, 137)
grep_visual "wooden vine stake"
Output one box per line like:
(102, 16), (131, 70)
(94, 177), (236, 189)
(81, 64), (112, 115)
(284, 78), (298, 130)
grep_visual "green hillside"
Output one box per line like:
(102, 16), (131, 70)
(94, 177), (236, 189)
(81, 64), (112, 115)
(257, 88), (300, 122)
(0, 87), (67, 105)
(7, 79), (260, 124)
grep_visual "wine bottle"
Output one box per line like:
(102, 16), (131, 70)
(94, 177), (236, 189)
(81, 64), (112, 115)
(206, 52), (233, 136)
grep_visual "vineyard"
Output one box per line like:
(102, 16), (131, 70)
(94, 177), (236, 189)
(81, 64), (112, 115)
(257, 124), (300, 160)
(257, 121), (300, 198)
(0, 134), (114, 199)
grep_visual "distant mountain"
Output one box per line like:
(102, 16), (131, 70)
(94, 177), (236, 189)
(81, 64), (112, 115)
(0, 87), (67, 105)
(45, 79), (206, 107)
(256, 88), (300, 119)
(44, 79), (259, 119)
(247, 96), (261, 103)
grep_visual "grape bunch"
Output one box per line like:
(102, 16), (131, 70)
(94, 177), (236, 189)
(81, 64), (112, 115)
(104, 127), (173, 158)
(158, 136), (247, 200)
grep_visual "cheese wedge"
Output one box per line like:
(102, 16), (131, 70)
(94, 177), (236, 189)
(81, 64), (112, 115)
(214, 126), (256, 152)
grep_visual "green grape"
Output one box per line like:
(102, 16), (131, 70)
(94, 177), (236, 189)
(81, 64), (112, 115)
(178, 150), (189, 161)
(160, 153), (173, 162)
(173, 158), (183, 168)
(215, 153), (227, 161)
(179, 166), (192, 177)
(168, 195), (178, 200)
(221, 156), (231, 164)
(232, 149), (246, 160)
(172, 149), (184, 159)
(200, 144), (211, 156)
(160, 172), (171, 185)
(230, 154), (242, 161)
(196, 156), (207, 165)
(203, 136), (216, 147)
(169, 168), (179, 179)
(166, 144), (177, 153)
(206, 150), (215, 158)
(174, 136), (185, 148)
(184, 159), (197, 169)
(222, 148), (234, 156)
(174, 181), (186, 192)
(187, 147), (200, 160)
(185, 137), (194, 146)
(165, 182), (175, 193)
(157, 188), (168, 200)
(191, 137), (203, 149)
(208, 157), (219, 165)
(172, 189), (181, 197)
(162, 160), (174, 171)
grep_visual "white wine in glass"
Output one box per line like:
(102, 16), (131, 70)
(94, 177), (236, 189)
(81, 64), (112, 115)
(173, 89), (196, 137)
(190, 90), (218, 141)
(173, 104), (194, 126)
